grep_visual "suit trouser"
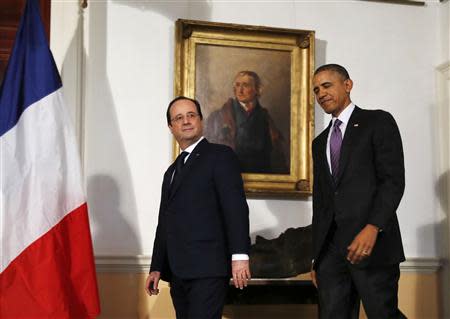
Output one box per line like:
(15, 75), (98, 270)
(169, 275), (229, 319)
(316, 234), (406, 319)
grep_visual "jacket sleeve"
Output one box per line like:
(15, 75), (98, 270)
(367, 111), (405, 230)
(213, 147), (250, 255)
(149, 176), (168, 273)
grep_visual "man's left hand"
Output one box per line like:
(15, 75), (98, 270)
(232, 260), (251, 289)
(346, 224), (379, 264)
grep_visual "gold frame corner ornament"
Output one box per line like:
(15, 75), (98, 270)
(174, 19), (315, 198)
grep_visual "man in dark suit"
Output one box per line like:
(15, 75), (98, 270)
(311, 64), (406, 318)
(145, 96), (251, 319)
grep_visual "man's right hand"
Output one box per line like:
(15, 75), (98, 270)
(145, 271), (161, 296)
(232, 260), (251, 289)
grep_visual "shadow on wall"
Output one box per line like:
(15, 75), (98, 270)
(81, 1), (141, 255)
(314, 39), (327, 136)
(59, 6), (84, 127)
(82, 1), (143, 316)
(435, 170), (449, 318)
(87, 175), (140, 254)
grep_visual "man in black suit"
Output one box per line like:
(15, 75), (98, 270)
(311, 64), (406, 318)
(145, 96), (251, 319)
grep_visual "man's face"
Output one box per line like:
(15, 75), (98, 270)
(168, 99), (203, 147)
(233, 75), (257, 104)
(313, 70), (353, 117)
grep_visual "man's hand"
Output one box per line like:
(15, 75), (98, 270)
(145, 271), (161, 296)
(232, 260), (251, 289)
(346, 224), (379, 264)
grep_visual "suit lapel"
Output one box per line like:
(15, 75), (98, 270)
(336, 106), (362, 186)
(168, 138), (207, 201)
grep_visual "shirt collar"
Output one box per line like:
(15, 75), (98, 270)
(239, 101), (249, 111)
(333, 102), (355, 126)
(182, 136), (204, 153)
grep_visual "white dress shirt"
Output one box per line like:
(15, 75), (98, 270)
(326, 103), (355, 174)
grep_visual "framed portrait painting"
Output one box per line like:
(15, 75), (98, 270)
(174, 19), (315, 197)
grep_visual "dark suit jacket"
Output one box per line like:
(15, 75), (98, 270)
(312, 106), (405, 268)
(150, 138), (250, 281)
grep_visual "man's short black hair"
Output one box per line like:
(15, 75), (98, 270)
(314, 64), (350, 80)
(166, 96), (203, 126)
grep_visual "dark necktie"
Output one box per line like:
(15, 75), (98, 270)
(170, 151), (189, 188)
(330, 119), (342, 181)
(176, 151), (189, 173)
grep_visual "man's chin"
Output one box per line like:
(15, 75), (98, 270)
(236, 97), (251, 103)
(181, 134), (200, 141)
(321, 105), (335, 114)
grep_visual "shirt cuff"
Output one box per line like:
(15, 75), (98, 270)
(232, 254), (249, 261)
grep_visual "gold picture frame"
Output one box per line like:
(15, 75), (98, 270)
(174, 19), (315, 197)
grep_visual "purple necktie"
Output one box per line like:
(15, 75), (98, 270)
(330, 119), (342, 181)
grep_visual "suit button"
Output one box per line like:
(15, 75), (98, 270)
(334, 191), (338, 196)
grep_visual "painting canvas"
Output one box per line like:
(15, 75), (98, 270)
(174, 19), (315, 197)
(196, 45), (291, 175)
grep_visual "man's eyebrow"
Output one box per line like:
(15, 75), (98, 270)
(313, 81), (330, 88)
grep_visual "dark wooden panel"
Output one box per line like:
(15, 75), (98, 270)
(0, 0), (24, 27)
(0, 0), (50, 34)
(0, 0), (51, 85)
(0, 53), (8, 86)
(0, 26), (17, 55)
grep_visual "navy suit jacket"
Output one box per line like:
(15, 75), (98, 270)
(312, 106), (405, 268)
(150, 138), (250, 281)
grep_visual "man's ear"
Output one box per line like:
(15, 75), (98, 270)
(345, 79), (353, 93)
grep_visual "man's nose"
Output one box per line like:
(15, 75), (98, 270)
(317, 89), (326, 99)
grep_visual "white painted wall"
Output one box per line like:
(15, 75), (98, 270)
(50, 0), (447, 259)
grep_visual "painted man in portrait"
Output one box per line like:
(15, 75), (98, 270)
(204, 71), (288, 174)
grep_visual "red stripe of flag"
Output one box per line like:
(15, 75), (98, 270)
(0, 203), (100, 318)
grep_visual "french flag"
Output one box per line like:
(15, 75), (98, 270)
(0, 0), (100, 317)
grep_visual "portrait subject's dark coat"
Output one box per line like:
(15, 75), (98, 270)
(205, 98), (288, 174)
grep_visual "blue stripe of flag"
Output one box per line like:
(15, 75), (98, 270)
(0, 0), (62, 137)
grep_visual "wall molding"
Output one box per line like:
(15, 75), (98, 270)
(400, 258), (443, 273)
(95, 255), (442, 274)
(95, 255), (150, 273)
